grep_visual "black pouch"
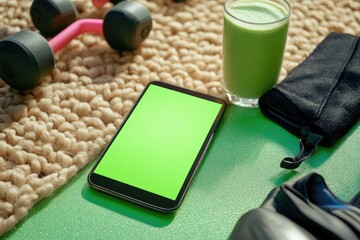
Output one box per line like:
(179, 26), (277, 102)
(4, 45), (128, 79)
(259, 32), (360, 169)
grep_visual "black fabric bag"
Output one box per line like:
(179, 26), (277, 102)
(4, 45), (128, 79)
(259, 32), (360, 169)
(229, 173), (360, 240)
(351, 191), (360, 208)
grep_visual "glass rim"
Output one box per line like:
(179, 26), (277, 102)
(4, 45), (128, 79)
(224, 0), (292, 26)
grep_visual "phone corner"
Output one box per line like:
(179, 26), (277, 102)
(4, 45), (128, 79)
(86, 171), (95, 187)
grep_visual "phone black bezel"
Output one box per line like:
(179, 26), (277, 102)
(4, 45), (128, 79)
(88, 81), (226, 212)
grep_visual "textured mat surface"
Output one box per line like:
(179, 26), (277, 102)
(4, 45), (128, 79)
(0, 0), (359, 236)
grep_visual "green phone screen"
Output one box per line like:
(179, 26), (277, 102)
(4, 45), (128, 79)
(93, 83), (223, 200)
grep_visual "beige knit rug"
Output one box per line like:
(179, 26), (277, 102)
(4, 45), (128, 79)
(0, 0), (359, 235)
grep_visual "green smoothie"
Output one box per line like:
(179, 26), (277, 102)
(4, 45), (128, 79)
(223, 0), (290, 102)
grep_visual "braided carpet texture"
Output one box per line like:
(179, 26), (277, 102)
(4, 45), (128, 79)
(0, 0), (359, 236)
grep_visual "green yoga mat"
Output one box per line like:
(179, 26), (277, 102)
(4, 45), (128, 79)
(4, 105), (360, 239)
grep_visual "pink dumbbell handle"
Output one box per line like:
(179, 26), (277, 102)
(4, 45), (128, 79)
(48, 19), (103, 54)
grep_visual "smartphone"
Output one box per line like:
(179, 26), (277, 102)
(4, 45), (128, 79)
(88, 81), (226, 212)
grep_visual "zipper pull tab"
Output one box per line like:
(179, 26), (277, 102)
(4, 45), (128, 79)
(280, 131), (323, 169)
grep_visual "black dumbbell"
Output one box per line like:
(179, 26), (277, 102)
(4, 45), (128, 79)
(0, 1), (152, 90)
(30, 0), (126, 37)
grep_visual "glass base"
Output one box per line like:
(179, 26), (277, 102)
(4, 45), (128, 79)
(225, 91), (259, 108)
